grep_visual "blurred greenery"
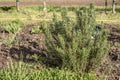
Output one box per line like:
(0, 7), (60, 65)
(0, 5), (120, 24)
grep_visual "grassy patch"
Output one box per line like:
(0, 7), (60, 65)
(0, 60), (104, 80)
(0, 5), (120, 24)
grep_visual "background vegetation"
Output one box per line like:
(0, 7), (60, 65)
(0, 5), (120, 25)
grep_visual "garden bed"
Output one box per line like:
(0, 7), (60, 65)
(0, 23), (120, 80)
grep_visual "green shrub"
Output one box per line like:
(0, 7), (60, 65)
(0, 61), (103, 80)
(0, 61), (30, 80)
(1, 19), (23, 34)
(43, 4), (109, 73)
(2, 34), (16, 47)
(5, 23), (21, 34)
(30, 26), (43, 34)
(30, 68), (102, 80)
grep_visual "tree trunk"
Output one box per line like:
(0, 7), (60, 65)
(16, 0), (20, 12)
(112, 0), (116, 13)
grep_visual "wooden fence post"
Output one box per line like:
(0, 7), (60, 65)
(43, 0), (47, 16)
(105, 0), (108, 14)
(16, 0), (20, 12)
(112, 0), (116, 13)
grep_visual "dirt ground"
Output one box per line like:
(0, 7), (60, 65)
(0, 0), (120, 7)
(97, 24), (120, 80)
(0, 24), (120, 80)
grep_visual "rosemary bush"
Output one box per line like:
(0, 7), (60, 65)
(43, 4), (109, 73)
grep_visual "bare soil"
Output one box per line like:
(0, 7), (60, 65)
(0, 0), (120, 7)
(0, 23), (120, 80)
(96, 24), (120, 80)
